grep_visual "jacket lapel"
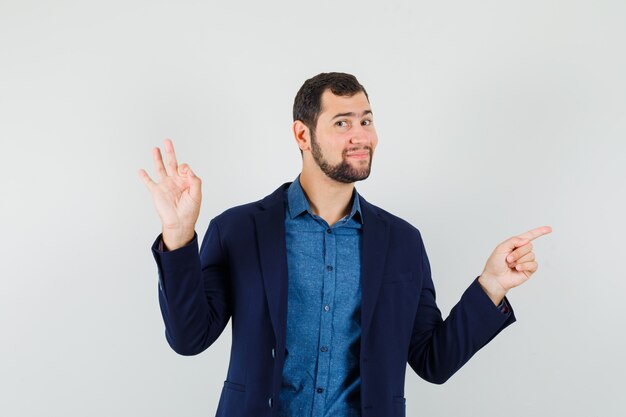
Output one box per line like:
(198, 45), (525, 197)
(254, 183), (290, 346)
(359, 196), (390, 344)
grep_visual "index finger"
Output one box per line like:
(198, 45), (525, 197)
(517, 226), (553, 242)
(164, 138), (179, 176)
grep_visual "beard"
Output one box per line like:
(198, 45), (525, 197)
(310, 130), (374, 184)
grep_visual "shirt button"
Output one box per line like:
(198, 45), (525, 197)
(326, 228), (332, 234)
(326, 265), (333, 271)
(317, 388), (324, 394)
(323, 305), (330, 312)
(320, 346), (328, 352)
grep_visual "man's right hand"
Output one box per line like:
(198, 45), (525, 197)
(138, 139), (202, 251)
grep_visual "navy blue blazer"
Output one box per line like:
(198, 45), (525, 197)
(151, 182), (515, 417)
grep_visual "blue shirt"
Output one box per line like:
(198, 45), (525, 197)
(278, 177), (363, 417)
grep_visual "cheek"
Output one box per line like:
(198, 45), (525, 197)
(370, 133), (379, 149)
(330, 139), (349, 156)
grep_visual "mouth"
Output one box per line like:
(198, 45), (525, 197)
(346, 151), (370, 159)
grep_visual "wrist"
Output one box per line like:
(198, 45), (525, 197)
(478, 272), (508, 306)
(162, 227), (195, 251)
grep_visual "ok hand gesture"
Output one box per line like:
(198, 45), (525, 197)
(138, 139), (202, 250)
(478, 226), (553, 305)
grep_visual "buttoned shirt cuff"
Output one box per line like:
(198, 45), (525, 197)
(496, 298), (510, 314)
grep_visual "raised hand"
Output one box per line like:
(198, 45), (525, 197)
(478, 226), (553, 305)
(138, 139), (202, 250)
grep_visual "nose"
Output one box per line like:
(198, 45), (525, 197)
(350, 124), (368, 145)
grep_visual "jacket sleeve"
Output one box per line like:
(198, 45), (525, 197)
(151, 219), (232, 356)
(407, 234), (516, 384)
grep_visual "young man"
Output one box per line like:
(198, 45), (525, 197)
(139, 72), (551, 417)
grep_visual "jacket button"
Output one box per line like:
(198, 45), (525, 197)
(271, 348), (276, 358)
(268, 397), (273, 408)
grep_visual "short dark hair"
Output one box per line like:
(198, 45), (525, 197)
(293, 72), (369, 133)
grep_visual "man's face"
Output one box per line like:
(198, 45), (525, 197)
(309, 90), (378, 183)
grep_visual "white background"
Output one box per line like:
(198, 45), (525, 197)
(1, 0), (624, 416)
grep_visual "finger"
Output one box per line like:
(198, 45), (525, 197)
(164, 138), (179, 176)
(498, 236), (531, 252)
(506, 243), (533, 263)
(152, 147), (168, 180)
(185, 165), (202, 202)
(178, 164), (200, 180)
(515, 261), (538, 273)
(138, 168), (156, 190)
(509, 251), (535, 267)
(178, 162), (191, 177)
(516, 226), (552, 243)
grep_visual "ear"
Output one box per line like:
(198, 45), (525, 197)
(293, 120), (311, 152)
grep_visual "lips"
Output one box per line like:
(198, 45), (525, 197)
(346, 151), (369, 159)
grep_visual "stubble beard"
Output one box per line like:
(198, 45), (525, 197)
(310, 130), (374, 184)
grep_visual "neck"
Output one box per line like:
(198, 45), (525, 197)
(299, 169), (355, 227)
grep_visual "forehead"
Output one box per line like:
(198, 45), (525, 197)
(319, 89), (371, 118)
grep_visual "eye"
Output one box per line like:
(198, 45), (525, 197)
(335, 120), (349, 128)
(361, 119), (372, 126)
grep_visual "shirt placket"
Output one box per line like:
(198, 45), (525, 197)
(311, 224), (337, 417)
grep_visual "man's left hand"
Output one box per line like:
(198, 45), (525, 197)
(478, 226), (553, 306)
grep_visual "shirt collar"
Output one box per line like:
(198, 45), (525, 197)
(287, 175), (363, 224)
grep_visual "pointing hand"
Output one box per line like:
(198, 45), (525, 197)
(478, 226), (553, 305)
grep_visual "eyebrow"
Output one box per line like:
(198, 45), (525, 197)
(330, 110), (373, 120)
